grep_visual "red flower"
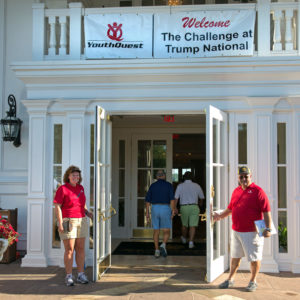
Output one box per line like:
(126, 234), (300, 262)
(0, 216), (20, 246)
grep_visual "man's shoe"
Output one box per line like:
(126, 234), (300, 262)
(77, 273), (89, 284)
(189, 241), (194, 249)
(181, 236), (187, 244)
(160, 244), (167, 257)
(246, 281), (257, 292)
(65, 275), (74, 286)
(219, 279), (234, 289)
(154, 249), (160, 258)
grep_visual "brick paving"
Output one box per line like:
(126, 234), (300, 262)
(0, 258), (300, 300)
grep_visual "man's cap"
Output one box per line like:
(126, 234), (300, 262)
(238, 166), (251, 175)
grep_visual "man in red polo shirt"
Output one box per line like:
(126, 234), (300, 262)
(214, 166), (273, 292)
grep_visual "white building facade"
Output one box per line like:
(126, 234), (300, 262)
(1, 0), (300, 279)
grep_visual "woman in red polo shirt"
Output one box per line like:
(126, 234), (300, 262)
(54, 165), (93, 286)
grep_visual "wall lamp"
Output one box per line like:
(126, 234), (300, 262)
(0, 95), (23, 147)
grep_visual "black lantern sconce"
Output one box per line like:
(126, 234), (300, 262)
(0, 95), (23, 147)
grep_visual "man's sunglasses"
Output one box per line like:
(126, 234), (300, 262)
(239, 175), (249, 179)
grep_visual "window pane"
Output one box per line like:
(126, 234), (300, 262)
(278, 211), (287, 253)
(118, 198), (125, 227)
(153, 140), (166, 168)
(278, 167), (287, 208)
(138, 140), (151, 168)
(277, 123), (286, 164)
(138, 169), (151, 197)
(53, 124), (62, 164)
(238, 123), (247, 164)
(119, 140), (125, 168)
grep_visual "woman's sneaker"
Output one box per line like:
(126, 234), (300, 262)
(219, 279), (234, 289)
(77, 273), (89, 284)
(65, 275), (74, 286)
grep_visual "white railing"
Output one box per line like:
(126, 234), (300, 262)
(32, 2), (300, 60)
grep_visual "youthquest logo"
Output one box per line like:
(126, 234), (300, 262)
(107, 22), (124, 41)
(87, 21), (144, 50)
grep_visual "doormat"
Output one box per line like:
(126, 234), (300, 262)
(112, 241), (206, 256)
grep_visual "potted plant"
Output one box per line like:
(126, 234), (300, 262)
(0, 215), (20, 261)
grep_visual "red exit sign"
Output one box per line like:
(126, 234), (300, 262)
(163, 115), (175, 122)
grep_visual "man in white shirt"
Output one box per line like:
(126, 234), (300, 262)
(174, 171), (205, 249)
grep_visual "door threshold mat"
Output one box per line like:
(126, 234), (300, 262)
(112, 241), (206, 256)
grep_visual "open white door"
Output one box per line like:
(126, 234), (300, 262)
(93, 106), (115, 281)
(206, 105), (229, 283)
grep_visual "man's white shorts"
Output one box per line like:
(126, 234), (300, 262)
(231, 230), (264, 262)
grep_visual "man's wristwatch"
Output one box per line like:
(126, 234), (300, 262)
(265, 228), (271, 232)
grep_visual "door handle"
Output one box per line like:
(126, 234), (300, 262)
(98, 205), (117, 221)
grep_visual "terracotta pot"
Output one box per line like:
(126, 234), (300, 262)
(0, 238), (9, 261)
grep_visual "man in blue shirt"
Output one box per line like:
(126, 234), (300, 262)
(145, 170), (176, 258)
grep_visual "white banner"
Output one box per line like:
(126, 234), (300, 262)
(84, 14), (153, 59)
(154, 10), (255, 58)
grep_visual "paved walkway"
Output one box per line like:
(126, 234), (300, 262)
(1, 258), (300, 300)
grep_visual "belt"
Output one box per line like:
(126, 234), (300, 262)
(181, 203), (197, 206)
(153, 203), (169, 205)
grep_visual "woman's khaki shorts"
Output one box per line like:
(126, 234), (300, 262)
(59, 217), (89, 240)
(231, 230), (264, 262)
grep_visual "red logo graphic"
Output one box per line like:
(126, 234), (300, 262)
(107, 22), (124, 41)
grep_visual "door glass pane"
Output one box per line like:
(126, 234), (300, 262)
(138, 169), (151, 197)
(213, 119), (217, 163)
(119, 140), (125, 168)
(238, 123), (247, 164)
(278, 167), (287, 208)
(119, 198), (125, 227)
(220, 121), (225, 164)
(277, 123), (286, 164)
(119, 169), (125, 197)
(153, 140), (166, 168)
(138, 140), (151, 168)
(278, 211), (287, 253)
(137, 198), (147, 227)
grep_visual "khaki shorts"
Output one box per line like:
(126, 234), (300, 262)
(180, 204), (200, 227)
(59, 217), (89, 240)
(231, 230), (264, 262)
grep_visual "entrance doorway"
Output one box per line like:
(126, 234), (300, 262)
(172, 133), (206, 241)
(94, 108), (229, 282)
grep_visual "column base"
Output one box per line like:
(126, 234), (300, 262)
(21, 253), (48, 267)
(238, 257), (279, 273)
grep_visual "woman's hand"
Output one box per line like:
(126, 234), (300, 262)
(58, 223), (64, 233)
(85, 210), (93, 220)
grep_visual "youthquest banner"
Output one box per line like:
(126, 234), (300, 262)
(154, 10), (255, 58)
(84, 14), (153, 59)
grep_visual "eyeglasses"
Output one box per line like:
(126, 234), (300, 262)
(239, 175), (249, 179)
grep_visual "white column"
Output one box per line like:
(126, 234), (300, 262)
(69, 3), (83, 60)
(246, 98), (279, 272)
(21, 100), (52, 267)
(257, 0), (271, 56)
(61, 100), (90, 172)
(32, 3), (45, 60)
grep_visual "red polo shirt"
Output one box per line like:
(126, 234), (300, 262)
(228, 182), (271, 232)
(54, 183), (86, 218)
